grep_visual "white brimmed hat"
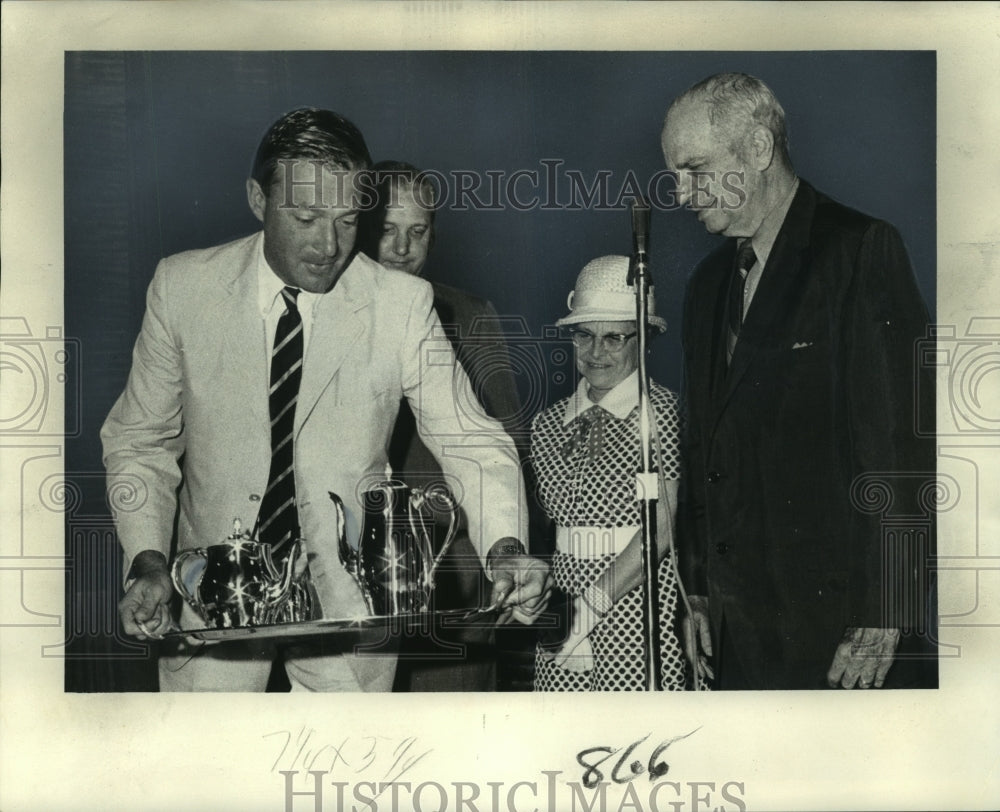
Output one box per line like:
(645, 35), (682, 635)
(555, 255), (667, 332)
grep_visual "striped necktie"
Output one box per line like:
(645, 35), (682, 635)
(259, 286), (303, 558)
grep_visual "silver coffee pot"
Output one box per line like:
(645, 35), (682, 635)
(331, 481), (459, 616)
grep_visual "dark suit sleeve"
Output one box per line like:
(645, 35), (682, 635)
(842, 220), (934, 628)
(432, 286), (524, 440)
(457, 300), (523, 428)
(677, 278), (709, 597)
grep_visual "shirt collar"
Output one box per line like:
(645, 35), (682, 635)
(256, 235), (321, 318)
(749, 177), (800, 269)
(562, 370), (639, 426)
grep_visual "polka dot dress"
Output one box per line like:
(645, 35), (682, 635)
(531, 381), (691, 691)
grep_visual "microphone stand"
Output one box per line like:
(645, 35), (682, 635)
(629, 198), (662, 691)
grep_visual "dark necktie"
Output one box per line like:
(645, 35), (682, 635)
(560, 405), (611, 464)
(727, 240), (757, 360)
(259, 286), (303, 558)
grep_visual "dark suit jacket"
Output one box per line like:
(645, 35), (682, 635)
(679, 180), (935, 689)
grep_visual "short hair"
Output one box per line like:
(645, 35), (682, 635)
(357, 160), (438, 261)
(672, 72), (790, 163)
(250, 107), (372, 192)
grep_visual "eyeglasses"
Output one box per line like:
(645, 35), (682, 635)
(565, 327), (638, 353)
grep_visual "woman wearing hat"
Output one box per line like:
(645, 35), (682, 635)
(532, 255), (688, 690)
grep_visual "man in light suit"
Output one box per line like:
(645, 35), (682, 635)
(102, 108), (550, 691)
(661, 74), (935, 690)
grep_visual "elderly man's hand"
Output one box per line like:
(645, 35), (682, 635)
(683, 594), (714, 683)
(119, 550), (175, 640)
(827, 627), (901, 689)
(487, 541), (553, 625)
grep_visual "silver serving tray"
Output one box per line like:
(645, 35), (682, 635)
(163, 606), (501, 643)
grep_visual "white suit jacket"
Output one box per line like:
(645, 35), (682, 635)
(101, 232), (527, 620)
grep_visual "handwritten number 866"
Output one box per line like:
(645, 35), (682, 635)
(576, 731), (697, 789)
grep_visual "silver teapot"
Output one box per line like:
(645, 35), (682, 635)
(170, 519), (313, 629)
(331, 481), (459, 616)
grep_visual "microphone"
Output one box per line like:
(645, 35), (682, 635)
(629, 197), (651, 286)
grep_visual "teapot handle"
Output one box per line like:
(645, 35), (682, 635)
(424, 486), (459, 589)
(170, 548), (207, 612)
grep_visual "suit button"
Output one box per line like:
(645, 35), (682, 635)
(707, 471), (721, 484)
(716, 543), (728, 555)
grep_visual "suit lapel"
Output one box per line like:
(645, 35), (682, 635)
(295, 255), (372, 436)
(215, 234), (269, 430)
(683, 245), (733, 432)
(718, 182), (816, 407)
(706, 244), (737, 403)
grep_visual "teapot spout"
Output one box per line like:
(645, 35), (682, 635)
(332, 489), (377, 615)
(328, 491), (351, 569)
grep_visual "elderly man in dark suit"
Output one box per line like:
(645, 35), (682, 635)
(661, 73), (935, 690)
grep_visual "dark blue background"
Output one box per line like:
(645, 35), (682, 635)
(63, 50), (935, 689)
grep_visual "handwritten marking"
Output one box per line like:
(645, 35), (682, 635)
(575, 729), (700, 789)
(264, 726), (432, 792)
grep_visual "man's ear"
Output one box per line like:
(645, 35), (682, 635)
(246, 178), (267, 223)
(748, 125), (776, 171)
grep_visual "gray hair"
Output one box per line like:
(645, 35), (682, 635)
(672, 73), (790, 164)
